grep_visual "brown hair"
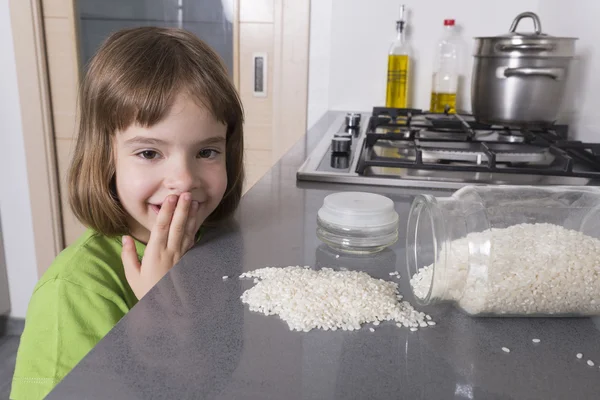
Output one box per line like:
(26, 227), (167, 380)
(68, 27), (244, 236)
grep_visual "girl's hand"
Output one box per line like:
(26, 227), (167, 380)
(121, 193), (199, 299)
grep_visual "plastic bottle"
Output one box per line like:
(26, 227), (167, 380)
(385, 5), (411, 109)
(430, 19), (461, 114)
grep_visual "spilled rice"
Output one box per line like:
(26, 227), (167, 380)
(239, 266), (433, 332)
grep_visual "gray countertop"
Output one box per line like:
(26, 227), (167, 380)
(48, 112), (600, 400)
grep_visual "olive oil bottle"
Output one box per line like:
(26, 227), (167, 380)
(385, 5), (411, 109)
(430, 19), (461, 114)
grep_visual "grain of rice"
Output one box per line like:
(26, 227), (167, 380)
(369, 328), (375, 332)
(577, 353), (584, 359)
(222, 276), (229, 280)
(410, 223), (600, 315)
(502, 347), (510, 353)
(532, 338), (541, 343)
(240, 266), (432, 332)
(588, 360), (595, 367)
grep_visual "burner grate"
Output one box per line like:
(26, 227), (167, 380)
(357, 107), (600, 179)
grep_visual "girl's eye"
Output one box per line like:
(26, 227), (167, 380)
(198, 149), (220, 159)
(138, 150), (159, 160)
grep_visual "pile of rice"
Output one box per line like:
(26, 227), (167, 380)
(240, 266), (432, 332)
(410, 223), (600, 315)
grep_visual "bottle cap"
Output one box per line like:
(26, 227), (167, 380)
(444, 19), (455, 26)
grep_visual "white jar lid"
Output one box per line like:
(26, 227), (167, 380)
(318, 192), (399, 228)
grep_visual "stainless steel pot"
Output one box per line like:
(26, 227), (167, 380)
(471, 12), (577, 127)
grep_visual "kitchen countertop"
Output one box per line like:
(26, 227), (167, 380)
(48, 112), (600, 399)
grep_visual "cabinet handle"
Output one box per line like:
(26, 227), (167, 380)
(253, 52), (267, 97)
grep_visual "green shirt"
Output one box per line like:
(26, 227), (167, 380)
(10, 229), (144, 400)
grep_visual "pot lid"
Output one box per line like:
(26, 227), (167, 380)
(475, 11), (577, 41)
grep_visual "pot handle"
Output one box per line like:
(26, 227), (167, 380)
(497, 43), (555, 52)
(509, 12), (542, 35)
(504, 67), (564, 80)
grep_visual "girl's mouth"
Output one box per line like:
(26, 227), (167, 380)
(150, 204), (162, 214)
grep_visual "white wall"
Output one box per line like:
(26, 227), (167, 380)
(314, 0), (538, 116)
(0, 0), (40, 318)
(307, 0), (333, 128)
(0, 216), (9, 315)
(537, 1), (600, 142)
(307, 0), (333, 127)
(307, 0), (599, 141)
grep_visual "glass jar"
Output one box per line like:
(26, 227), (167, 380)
(406, 185), (600, 316)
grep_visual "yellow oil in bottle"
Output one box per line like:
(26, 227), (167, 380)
(385, 55), (410, 108)
(430, 92), (457, 114)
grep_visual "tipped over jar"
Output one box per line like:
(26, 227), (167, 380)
(407, 186), (600, 316)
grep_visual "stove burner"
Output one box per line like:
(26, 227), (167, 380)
(357, 107), (600, 179)
(496, 129), (526, 143)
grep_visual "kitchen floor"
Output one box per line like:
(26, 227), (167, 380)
(0, 335), (19, 400)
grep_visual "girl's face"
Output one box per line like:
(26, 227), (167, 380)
(114, 93), (228, 243)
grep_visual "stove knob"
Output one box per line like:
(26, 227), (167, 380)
(345, 113), (361, 128)
(334, 132), (353, 143)
(345, 126), (360, 136)
(331, 136), (351, 153)
(331, 154), (350, 169)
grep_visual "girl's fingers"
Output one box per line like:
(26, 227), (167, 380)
(121, 235), (142, 289)
(167, 192), (192, 250)
(182, 201), (200, 251)
(148, 194), (178, 249)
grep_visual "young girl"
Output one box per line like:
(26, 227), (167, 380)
(10, 27), (244, 400)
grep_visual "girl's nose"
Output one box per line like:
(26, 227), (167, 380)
(165, 160), (198, 193)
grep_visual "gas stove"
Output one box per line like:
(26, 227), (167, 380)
(297, 107), (600, 189)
